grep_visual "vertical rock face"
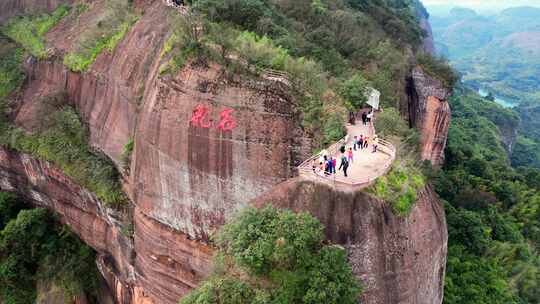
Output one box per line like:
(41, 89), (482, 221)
(408, 67), (452, 166)
(252, 179), (448, 304)
(14, 0), (312, 241)
(132, 66), (310, 241)
(0, 147), (213, 304)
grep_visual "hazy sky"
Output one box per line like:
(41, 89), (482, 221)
(422, 0), (540, 10)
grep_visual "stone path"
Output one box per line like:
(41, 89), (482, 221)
(298, 117), (396, 190)
(339, 121), (393, 181)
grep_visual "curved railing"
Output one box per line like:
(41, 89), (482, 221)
(297, 123), (397, 190)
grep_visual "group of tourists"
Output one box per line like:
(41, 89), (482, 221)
(353, 134), (379, 153)
(361, 111), (373, 125)
(312, 134), (379, 178)
(165, 0), (184, 7)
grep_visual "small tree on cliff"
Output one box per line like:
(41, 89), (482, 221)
(180, 206), (361, 304)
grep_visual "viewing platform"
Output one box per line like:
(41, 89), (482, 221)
(297, 116), (396, 191)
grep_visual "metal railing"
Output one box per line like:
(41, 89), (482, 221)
(297, 123), (397, 190)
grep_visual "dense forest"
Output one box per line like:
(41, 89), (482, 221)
(0, 192), (100, 303)
(437, 87), (540, 304)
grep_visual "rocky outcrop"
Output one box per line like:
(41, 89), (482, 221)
(1, 1), (449, 303)
(0, 0), (73, 24)
(253, 178), (448, 304)
(408, 67), (452, 166)
(15, 0), (311, 241)
(0, 147), (213, 304)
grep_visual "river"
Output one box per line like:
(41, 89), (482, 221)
(478, 88), (515, 108)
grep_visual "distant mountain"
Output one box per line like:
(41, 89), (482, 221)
(430, 6), (540, 105)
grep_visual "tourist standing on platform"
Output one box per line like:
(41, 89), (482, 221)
(361, 112), (367, 125)
(372, 136), (379, 153)
(358, 135), (364, 150)
(332, 157), (337, 174)
(364, 136), (369, 149)
(353, 136), (358, 150)
(339, 154), (349, 177)
(347, 147), (354, 163)
(323, 155), (329, 175)
(327, 157), (334, 175)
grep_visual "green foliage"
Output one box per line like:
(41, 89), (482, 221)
(374, 107), (410, 138)
(180, 276), (264, 304)
(338, 73), (370, 109)
(0, 37), (25, 106)
(0, 192), (25, 231)
(182, 206), (361, 304)
(437, 88), (540, 303)
(513, 103), (540, 169)
(159, 12), (213, 75)
(416, 53), (459, 89)
(0, 106), (127, 206)
(216, 206), (325, 275)
(192, 0), (272, 32)
(190, 0), (432, 118)
(121, 137), (134, 170)
(444, 245), (518, 304)
(370, 163), (425, 215)
(64, 0), (138, 72)
(0, 194), (99, 304)
(1, 4), (70, 58)
(235, 31), (289, 71)
(322, 112), (346, 145)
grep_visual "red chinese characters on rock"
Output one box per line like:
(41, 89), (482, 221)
(217, 108), (236, 131)
(190, 105), (212, 128)
(190, 105), (237, 131)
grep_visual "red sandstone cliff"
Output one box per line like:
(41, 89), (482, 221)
(0, 147), (213, 304)
(0, 1), (448, 303)
(408, 67), (452, 166)
(253, 179), (448, 304)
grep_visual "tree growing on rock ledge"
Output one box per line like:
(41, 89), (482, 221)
(180, 206), (361, 304)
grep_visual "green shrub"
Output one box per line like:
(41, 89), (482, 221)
(323, 112), (346, 145)
(235, 31), (289, 71)
(338, 73), (371, 109)
(374, 107), (410, 138)
(0, 107), (127, 207)
(192, 0), (272, 32)
(121, 137), (134, 170)
(64, 0), (138, 72)
(0, 192), (25, 230)
(0, 197), (99, 304)
(1, 5), (70, 58)
(417, 53), (459, 89)
(370, 164), (425, 215)
(180, 276), (261, 304)
(0, 39), (25, 105)
(182, 206), (361, 304)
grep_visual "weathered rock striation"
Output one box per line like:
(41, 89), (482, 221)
(0, 1), (449, 303)
(0, 147), (213, 304)
(253, 178), (448, 304)
(408, 67), (452, 166)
